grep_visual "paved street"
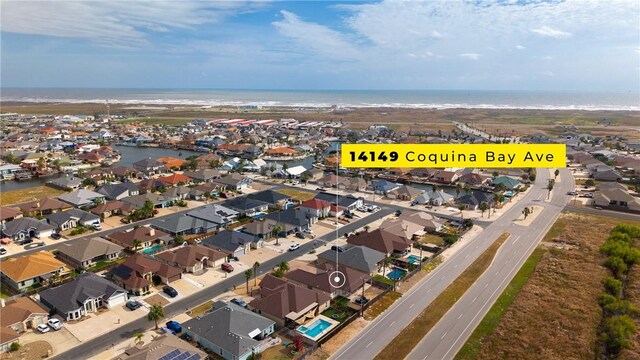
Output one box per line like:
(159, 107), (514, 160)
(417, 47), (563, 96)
(332, 169), (573, 360)
(52, 207), (393, 359)
(564, 204), (640, 222)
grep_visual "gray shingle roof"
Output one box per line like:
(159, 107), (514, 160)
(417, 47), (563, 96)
(317, 245), (385, 273)
(39, 272), (126, 314)
(56, 237), (123, 263)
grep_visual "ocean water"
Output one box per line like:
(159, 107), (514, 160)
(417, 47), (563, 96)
(1, 88), (638, 111)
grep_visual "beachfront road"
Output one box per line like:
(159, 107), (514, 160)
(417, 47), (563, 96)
(53, 207), (393, 359)
(331, 168), (573, 360)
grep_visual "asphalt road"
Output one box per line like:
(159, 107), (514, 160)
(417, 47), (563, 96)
(53, 207), (393, 359)
(564, 204), (640, 222)
(331, 169), (573, 360)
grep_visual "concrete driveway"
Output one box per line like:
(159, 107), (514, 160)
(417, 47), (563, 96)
(64, 305), (147, 342)
(20, 328), (80, 356)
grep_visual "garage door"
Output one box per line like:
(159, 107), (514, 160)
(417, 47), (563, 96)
(107, 292), (127, 308)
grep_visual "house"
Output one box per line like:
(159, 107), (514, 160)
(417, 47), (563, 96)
(157, 173), (193, 187)
(157, 157), (188, 170)
(39, 273), (127, 321)
(240, 221), (272, 244)
(2, 217), (55, 243)
(17, 198), (72, 216)
(458, 172), (488, 186)
(56, 237), (123, 269)
(96, 182), (139, 200)
(46, 209), (101, 232)
(106, 226), (170, 251)
(201, 230), (255, 258)
(57, 189), (106, 208)
(371, 179), (400, 195)
(133, 158), (166, 175)
(186, 204), (239, 229)
(347, 229), (412, 257)
(317, 245), (385, 275)
(491, 176), (521, 190)
(183, 169), (221, 183)
(150, 214), (216, 237)
(248, 274), (330, 327)
(0, 251), (67, 291)
(264, 208), (311, 234)
(182, 301), (275, 360)
(109, 254), (182, 295)
(314, 192), (363, 211)
(110, 166), (142, 181)
(0, 297), (48, 334)
(46, 176), (82, 190)
(222, 197), (269, 217)
(457, 190), (494, 210)
(432, 170), (459, 184)
(593, 183), (640, 212)
(413, 189), (455, 206)
(285, 262), (370, 299)
(246, 190), (291, 209)
(299, 199), (331, 219)
(214, 173), (253, 191)
(90, 200), (136, 218)
(386, 185), (424, 200)
(593, 169), (623, 182)
(112, 333), (207, 360)
(121, 193), (170, 209)
(379, 218), (427, 240)
(0, 206), (22, 225)
(399, 210), (445, 232)
(156, 245), (228, 274)
(162, 186), (191, 203)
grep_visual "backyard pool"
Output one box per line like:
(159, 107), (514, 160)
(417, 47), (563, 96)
(252, 212), (266, 219)
(140, 244), (163, 254)
(407, 255), (422, 264)
(297, 318), (332, 339)
(387, 267), (407, 280)
(504, 191), (515, 197)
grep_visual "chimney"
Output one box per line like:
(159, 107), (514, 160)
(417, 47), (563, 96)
(149, 228), (155, 236)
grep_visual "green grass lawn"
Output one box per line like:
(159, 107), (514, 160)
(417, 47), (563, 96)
(322, 308), (350, 323)
(455, 247), (546, 360)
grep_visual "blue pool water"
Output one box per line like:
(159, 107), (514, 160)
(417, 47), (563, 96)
(252, 212), (266, 219)
(407, 255), (421, 264)
(298, 319), (331, 338)
(504, 191), (515, 197)
(387, 267), (407, 280)
(140, 244), (163, 254)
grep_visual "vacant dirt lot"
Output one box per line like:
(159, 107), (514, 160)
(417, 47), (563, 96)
(474, 212), (640, 360)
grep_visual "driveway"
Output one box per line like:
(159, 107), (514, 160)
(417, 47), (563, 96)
(64, 305), (147, 342)
(19, 328), (80, 356)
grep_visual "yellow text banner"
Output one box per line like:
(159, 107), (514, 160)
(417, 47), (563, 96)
(340, 144), (566, 168)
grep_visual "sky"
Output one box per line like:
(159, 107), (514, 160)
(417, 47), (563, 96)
(1, 0), (639, 92)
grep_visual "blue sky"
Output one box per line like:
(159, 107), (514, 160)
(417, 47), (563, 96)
(1, 0), (639, 91)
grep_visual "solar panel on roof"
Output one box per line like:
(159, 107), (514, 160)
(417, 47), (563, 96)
(185, 354), (201, 360)
(159, 349), (181, 360)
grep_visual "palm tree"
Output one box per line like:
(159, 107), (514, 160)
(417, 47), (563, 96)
(272, 224), (283, 246)
(363, 225), (370, 232)
(479, 202), (489, 218)
(458, 204), (466, 219)
(147, 305), (164, 330)
(133, 332), (144, 344)
(455, 183), (462, 199)
(132, 239), (142, 252)
(463, 183), (471, 194)
(522, 207), (532, 219)
(253, 261), (260, 286)
(278, 260), (290, 274)
(554, 169), (560, 179)
(431, 184), (439, 193)
(382, 256), (392, 277)
(547, 179), (555, 199)
(244, 269), (253, 293)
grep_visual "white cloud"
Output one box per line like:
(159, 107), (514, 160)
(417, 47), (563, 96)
(459, 53), (481, 60)
(272, 10), (361, 60)
(531, 26), (572, 39)
(0, 1), (267, 47)
(516, 45), (525, 50)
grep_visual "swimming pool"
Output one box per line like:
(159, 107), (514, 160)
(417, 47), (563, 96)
(407, 255), (422, 264)
(140, 244), (163, 254)
(252, 212), (266, 219)
(387, 267), (407, 280)
(297, 319), (332, 338)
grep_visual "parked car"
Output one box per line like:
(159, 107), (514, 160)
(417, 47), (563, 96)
(289, 243), (300, 251)
(221, 263), (234, 273)
(37, 323), (50, 333)
(580, 193), (593, 198)
(126, 300), (141, 310)
(303, 228), (313, 234)
(316, 187), (326, 191)
(165, 321), (182, 333)
(567, 191), (577, 195)
(0, 247), (6, 255)
(354, 296), (369, 305)
(344, 212), (354, 219)
(295, 232), (305, 239)
(356, 206), (368, 212)
(48, 318), (63, 330)
(331, 245), (345, 253)
(51, 233), (62, 240)
(92, 223), (102, 231)
(230, 298), (247, 307)
(371, 206), (381, 212)
(163, 286), (178, 298)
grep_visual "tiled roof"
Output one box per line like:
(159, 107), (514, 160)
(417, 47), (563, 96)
(1, 251), (66, 282)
